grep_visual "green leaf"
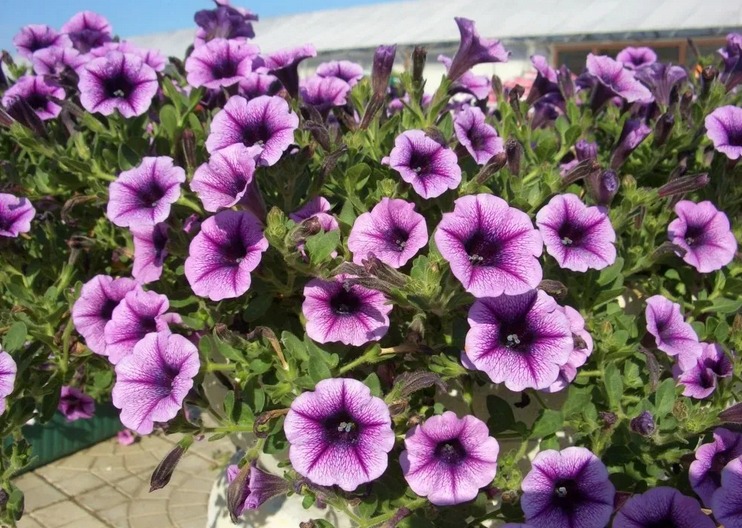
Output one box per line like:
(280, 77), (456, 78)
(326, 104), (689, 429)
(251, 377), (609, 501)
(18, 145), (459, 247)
(214, 337), (244, 363)
(362, 373), (382, 397)
(603, 364), (623, 410)
(562, 386), (593, 417)
(243, 294), (273, 322)
(3, 322), (27, 352)
(654, 378), (677, 418)
(281, 331), (309, 362)
(338, 199), (356, 227)
(308, 359), (332, 383)
(117, 143), (140, 170)
(702, 298), (742, 315)
(159, 105), (179, 139)
(531, 409), (564, 438)
(305, 229), (340, 265)
(486, 395), (516, 434)
(597, 257), (625, 286)
(302, 494), (316, 509)
(358, 494), (379, 518)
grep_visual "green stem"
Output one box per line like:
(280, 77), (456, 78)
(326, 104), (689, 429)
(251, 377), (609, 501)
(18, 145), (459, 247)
(338, 346), (381, 375)
(577, 370), (602, 379)
(363, 498), (427, 527)
(206, 362), (236, 372)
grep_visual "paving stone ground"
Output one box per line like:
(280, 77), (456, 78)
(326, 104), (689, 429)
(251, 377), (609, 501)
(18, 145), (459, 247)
(13, 433), (235, 528)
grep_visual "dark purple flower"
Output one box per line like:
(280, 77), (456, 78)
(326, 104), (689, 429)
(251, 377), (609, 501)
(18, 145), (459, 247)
(2, 75), (65, 121)
(585, 169), (619, 206)
(131, 223), (169, 284)
(630, 411), (656, 436)
(112, 331), (200, 435)
(185, 38), (258, 89)
(613, 487), (714, 528)
(72, 275), (138, 356)
(690, 427), (742, 507)
(527, 55), (559, 104)
(536, 193), (616, 272)
(616, 47), (657, 70)
(284, 378), (394, 491)
(300, 75), (351, 116)
(464, 290), (572, 391)
(400, 412), (498, 506)
(711, 457), (742, 528)
(78, 51), (158, 117)
(184, 210), (268, 301)
(530, 92), (565, 129)
(302, 274), (392, 346)
(371, 45), (397, 97)
(719, 33), (742, 91)
(238, 71), (281, 100)
(611, 118), (652, 169)
(316, 60), (364, 87)
(454, 106), (504, 165)
(705, 105), (742, 160)
(544, 305), (594, 393)
(12, 25), (71, 59)
(107, 157), (185, 228)
(522, 447), (615, 528)
(668, 200), (737, 273)
(61, 11), (113, 53)
(0, 350), (17, 415)
(386, 129), (461, 199)
(225, 462), (289, 515)
(104, 288), (176, 365)
(676, 342), (733, 399)
(447, 17), (509, 82)
(32, 47), (85, 76)
(348, 198), (428, 268)
(264, 44), (317, 98)
(586, 54), (653, 111)
(438, 55), (491, 100)
(58, 386), (95, 422)
(634, 62), (688, 107)
(206, 95), (299, 166)
(191, 144), (257, 212)
(575, 139), (598, 161)
(0, 193), (36, 238)
(645, 294), (702, 362)
(435, 194), (543, 297)
(194, 3), (257, 47)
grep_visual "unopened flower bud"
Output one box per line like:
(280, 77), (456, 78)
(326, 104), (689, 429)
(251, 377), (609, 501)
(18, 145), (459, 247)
(474, 151), (507, 184)
(562, 158), (601, 186)
(657, 173), (709, 197)
(501, 490), (519, 504)
(299, 522), (316, 528)
(393, 371), (447, 399)
(508, 84), (525, 121)
(557, 65), (574, 100)
(265, 206), (288, 242)
(6, 96), (46, 138)
(180, 129), (197, 170)
(575, 139), (598, 161)
(611, 119), (651, 170)
(150, 442), (188, 492)
(586, 169), (619, 206)
(700, 65), (718, 97)
(505, 138), (522, 176)
(599, 411), (618, 428)
(412, 46), (427, 88)
(372, 45), (396, 97)
(719, 402), (742, 424)
(653, 113), (675, 147)
(630, 411), (655, 436)
(492, 75), (503, 99)
(679, 90), (693, 119)
(538, 279), (568, 300)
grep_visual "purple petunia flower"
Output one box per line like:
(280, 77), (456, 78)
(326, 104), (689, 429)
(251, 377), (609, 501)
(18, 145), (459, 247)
(205, 95), (299, 166)
(438, 55), (491, 100)
(31, 46), (85, 76)
(527, 55), (560, 104)
(0, 350), (17, 415)
(611, 118), (652, 169)
(194, 2), (257, 48)
(78, 51), (158, 118)
(613, 487), (714, 528)
(521, 447), (615, 528)
(536, 193), (616, 272)
(191, 144), (257, 212)
(107, 157), (185, 228)
(689, 427), (742, 507)
(464, 290), (572, 391)
(634, 62), (688, 107)
(586, 54), (653, 111)
(0, 193), (36, 238)
(61, 11), (112, 53)
(87, 41), (166, 73)
(264, 44), (317, 98)
(676, 342), (733, 400)
(316, 60), (364, 87)
(302, 275), (392, 346)
(435, 194), (543, 297)
(225, 462), (289, 515)
(112, 331), (200, 435)
(71, 275), (138, 356)
(705, 105), (742, 160)
(453, 106), (504, 165)
(117, 429), (137, 446)
(2, 75), (65, 121)
(300, 75), (351, 117)
(645, 294), (702, 362)
(185, 38), (258, 89)
(347, 198), (428, 269)
(284, 378), (394, 491)
(386, 129), (461, 199)
(184, 210), (268, 301)
(58, 386), (95, 422)
(668, 200), (737, 273)
(446, 17), (509, 82)
(400, 411), (499, 506)
(711, 456), (742, 528)
(104, 288), (176, 365)
(544, 305), (594, 393)
(13, 25), (71, 59)
(290, 197), (337, 229)
(616, 46), (657, 70)
(238, 71), (281, 100)
(131, 223), (169, 284)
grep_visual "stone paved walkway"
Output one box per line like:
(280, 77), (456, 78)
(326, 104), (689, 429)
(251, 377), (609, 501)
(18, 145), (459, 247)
(14, 433), (235, 528)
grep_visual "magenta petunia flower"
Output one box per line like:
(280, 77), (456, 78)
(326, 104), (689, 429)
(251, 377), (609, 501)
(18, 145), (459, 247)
(300, 75), (351, 116)
(284, 378), (394, 491)
(453, 106), (504, 165)
(2, 75), (65, 121)
(87, 41), (166, 73)
(543, 305), (594, 393)
(526, 55), (560, 104)
(61, 11), (112, 53)
(586, 54), (653, 110)
(705, 105), (742, 160)
(535, 193), (616, 272)
(107, 157), (185, 228)
(464, 290), (573, 391)
(290, 197), (338, 230)
(446, 17), (509, 82)
(238, 71), (281, 100)
(347, 198), (428, 269)
(711, 457), (742, 528)
(225, 462), (289, 516)
(12, 25), (71, 59)
(205, 95), (299, 167)
(58, 386), (95, 422)
(616, 46), (657, 70)
(387, 129), (461, 199)
(194, 2), (257, 48)
(184, 210), (268, 301)
(316, 60), (364, 87)
(438, 55), (491, 100)
(302, 275), (392, 346)
(104, 288), (176, 365)
(668, 200), (737, 273)
(32, 46), (85, 76)
(435, 194), (543, 297)
(0, 350), (17, 415)
(0, 193), (36, 238)
(634, 62), (688, 107)
(645, 294), (702, 361)
(676, 342), (733, 400)
(117, 429), (137, 446)
(131, 223), (169, 284)
(112, 331), (200, 435)
(689, 427), (742, 507)
(71, 275), (138, 356)
(400, 411), (498, 506)
(613, 487), (714, 528)
(264, 44), (317, 98)
(185, 38), (258, 89)
(611, 118), (652, 169)
(191, 144), (257, 212)
(78, 51), (158, 118)
(521, 447), (615, 528)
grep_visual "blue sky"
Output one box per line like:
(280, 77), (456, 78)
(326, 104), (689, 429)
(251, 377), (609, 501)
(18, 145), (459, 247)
(1, 0), (398, 53)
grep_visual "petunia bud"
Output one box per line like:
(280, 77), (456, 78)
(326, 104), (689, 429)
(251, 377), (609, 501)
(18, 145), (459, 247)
(6, 97), (46, 138)
(630, 411), (655, 436)
(719, 402), (742, 424)
(474, 151), (507, 184)
(491, 75), (503, 100)
(227, 463), (251, 522)
(653, 112), (675, 147)
(362, 254), (408, 287)
(0, 107), (15, 127)
(372, 45), (397, 98)
(610, 119), (651, 169)
(299, 522), (316, 528)
(381, 507), (412, 528)
(586, 169), (619, 206)
(393, 371), (447, 399)
(599, 411), (618, 428)
(657, 173), (709, 198)
(700, 65), (718, 97)
(575, 139), (598, 161)
(538, 279), (568, 300)
(412, 46), (427, 90)
(505, 138), (522, 176)
(679, 89), (693, 120)
(557, 64), (575, 100)
(561, 158), (601, 186)
(150, 440), (190, 492)
(508, 84), (525, 121)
